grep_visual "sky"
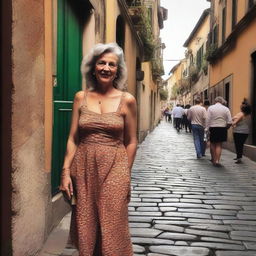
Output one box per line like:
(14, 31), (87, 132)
(160, 0), (210, 80)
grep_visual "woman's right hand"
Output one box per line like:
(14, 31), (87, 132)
(60, 175), (73, 200)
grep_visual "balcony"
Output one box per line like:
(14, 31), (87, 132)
(127, 1), (155, 61)
(151, 58), (165, 77)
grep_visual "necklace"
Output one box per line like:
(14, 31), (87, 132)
(98, 100), (101, 104)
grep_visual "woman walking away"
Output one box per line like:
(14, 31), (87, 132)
(184, 104), (191, 133)
(60, 43), (137, 256)
(232, 102), (251, 164)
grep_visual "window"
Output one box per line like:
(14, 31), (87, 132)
(212, 25), (218, 46)
(190, 54), (194, 64)
(248, 0), (256, 9)
(196, 45), (204, 71)
(222, 6), (226, 44)
(116, 16), (125, 49)
(224, 82), (230, 108)
(232, 0), (237, 30)
(204, 89), (208, 100)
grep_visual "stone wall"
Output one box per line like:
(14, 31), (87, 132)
(11, 0), (51, 255)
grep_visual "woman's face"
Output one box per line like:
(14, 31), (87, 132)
(94, 52), (118, 86)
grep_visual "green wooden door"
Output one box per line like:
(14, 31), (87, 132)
(51, 0), (83, 194)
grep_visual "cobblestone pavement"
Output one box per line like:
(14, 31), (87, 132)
(41, 121), (256, 256)
(129, 121), (256, 256)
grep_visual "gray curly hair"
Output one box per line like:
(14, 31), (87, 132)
(81, 43), (127, 90)
(215, 96), (226, 104)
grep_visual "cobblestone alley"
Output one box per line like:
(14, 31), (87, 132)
(41, 121), (256, 256)
(129, 121), (256, 256)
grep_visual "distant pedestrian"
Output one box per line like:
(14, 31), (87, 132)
(203, 99), (210, 110)
(167, 109), (172, 123)
(202, 99), (211, 156)
(172, 104), (184, 132)
(232, 101), (252, 164)
(187, 97), (207, 158)
(163, 107), (169, 121)
(183, 104), (192, 133)
(206, 96), (232, 167)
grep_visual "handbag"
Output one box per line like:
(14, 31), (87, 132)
(62, 191), (77, 206)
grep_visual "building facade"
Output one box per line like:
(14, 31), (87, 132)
(0, 0), (166, 255)
(207, 0), (256, 159)
(165, 59), (190, 107)
(183, 8), (210, 104)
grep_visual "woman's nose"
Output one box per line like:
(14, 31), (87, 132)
(102, 64), (111, 70)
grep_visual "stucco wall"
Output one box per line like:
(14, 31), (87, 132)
(125, 23), (137, 97)
(209, 21), (256, 115)
(83, 12), (96, 57)
(139, 62), (152, 140)
(215, 0), (249, 47)
(12, 1), (51, 255)
(105, 0), (119, 42)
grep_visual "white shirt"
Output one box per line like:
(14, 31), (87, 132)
(172, 106), (184, 118)
(187, 105), (207, 127)
(206, 102), (232, 128)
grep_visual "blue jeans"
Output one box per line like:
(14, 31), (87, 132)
(191, 124), (205, 158)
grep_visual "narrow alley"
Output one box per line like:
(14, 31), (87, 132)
(42, 120), (256, 256)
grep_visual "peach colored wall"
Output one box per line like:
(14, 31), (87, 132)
(152, 0), (160, 38)
(173, 62), (183, 85)
(12, 0), (51, 255)
(82, 12), (96, 57)
(139, 61), (160, 137)
(215, 0), (248, 46)
(226, 0), (232, 36)
(166, 75), (176, 102)
(82, 12), (97, 90)
(140, 62), (152, 134)
(237, 0), (247, 22)
(124, 24), (137, 97)
(188, 15), (210, 99)
(105, 0), (119, 43)
(45, 0), (53, 172)
(210, 21), (256, 115)
(187, 14), (209, 59)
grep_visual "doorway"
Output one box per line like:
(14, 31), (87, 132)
(51, 0), (92, 194)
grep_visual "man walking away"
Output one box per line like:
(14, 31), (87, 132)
(206, 96), (232, 167)
(172, 104), (184, 132)
(187, 97), (207, 159)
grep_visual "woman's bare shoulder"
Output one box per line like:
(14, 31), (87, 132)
(74, 90), (85, 101)
(123, 92), (136, 106)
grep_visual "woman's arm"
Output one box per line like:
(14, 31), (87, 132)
(60, 91), (84, 198)
(232, 112), (243, 127)
(123, 93), (138, 171)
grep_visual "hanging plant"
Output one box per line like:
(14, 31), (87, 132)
(128, 4), (156, 61)
(159, 87), (168, 101)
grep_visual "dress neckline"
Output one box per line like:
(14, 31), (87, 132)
(81, 90), (125, 115)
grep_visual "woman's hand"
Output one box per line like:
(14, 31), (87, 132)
(60, 175), (73, 200)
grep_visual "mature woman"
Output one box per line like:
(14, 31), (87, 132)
(232, 102), (251, 164)
(60, 43), (137, 255)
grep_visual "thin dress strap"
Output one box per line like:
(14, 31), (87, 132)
(82, 90), (88, 108)
(116, 92), (126, 113)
